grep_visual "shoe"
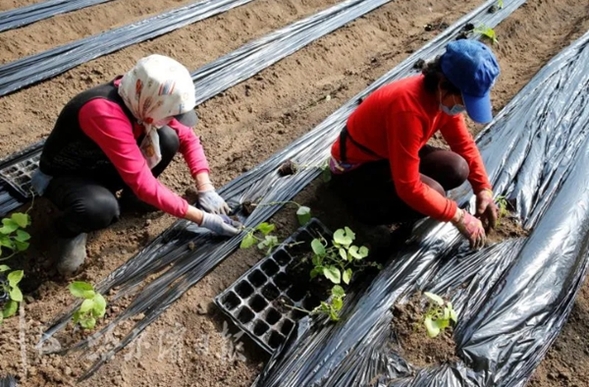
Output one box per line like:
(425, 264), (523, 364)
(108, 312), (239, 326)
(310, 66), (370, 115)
(56, 233), (88, 276)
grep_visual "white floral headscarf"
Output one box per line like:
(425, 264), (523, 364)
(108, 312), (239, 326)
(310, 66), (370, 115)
(118, 54), (196, 169)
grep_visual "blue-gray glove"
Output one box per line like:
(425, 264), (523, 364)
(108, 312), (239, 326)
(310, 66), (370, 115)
(200, 212), (242, 237)
(198, 189), (231, 215)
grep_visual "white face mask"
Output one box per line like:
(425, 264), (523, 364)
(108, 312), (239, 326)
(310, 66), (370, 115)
(439, 90), (466, 116)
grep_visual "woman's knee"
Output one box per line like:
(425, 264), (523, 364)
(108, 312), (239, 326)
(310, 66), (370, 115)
(420, 174), (446, 196)
(70, 190), (120, 230)
(421, 150), (469, 190)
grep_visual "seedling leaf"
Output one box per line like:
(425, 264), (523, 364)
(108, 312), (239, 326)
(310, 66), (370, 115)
(339, 247), (347, 262)
(311, 239), (325, 256)
(424, 291), (444, 306)
(343, 269), (352, 285)
(0, 265), (10, 272)
(3, 300), (18, 318)
(256, 222), (275, 236)
(9, 287), (22, 302)
(240, 233), (257, 249)
(310, 267), (323, 279)
(16, 230), (31, 242)
(69, 281), (95, 299)
(79, 299), (94, 313)
(424, 316), (440, 338)
(332, 297), (343, 311)
(333, 229), (352, 247)
(323, 266), (341, 284)
(296, 206), (311, 226)
(0, 219), (19, 234)
(11, 213), (29, 228)
(332, 285), (345, 298)
(92, 294), (107, 318)
(7, 270), (23, 287)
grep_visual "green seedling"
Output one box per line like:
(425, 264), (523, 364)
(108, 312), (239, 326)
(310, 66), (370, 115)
(495, 195), (510, 221)
(0, 266), (23, 323)
(0, 212), (31, 261)
(70, 281), (107, 330)
(285, 285), (346, 322)
(0, 211), (31, 324)
(310, 226), (371, 285)
(422, 292), (458, 338)
(312, 285), (346, 321)
(240, 222), (280, 254)
(474, 24), (498, 44)
(497, 0), (504, 9)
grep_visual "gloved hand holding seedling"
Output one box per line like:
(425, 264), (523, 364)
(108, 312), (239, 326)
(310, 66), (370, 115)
(422, 292), (458, 338)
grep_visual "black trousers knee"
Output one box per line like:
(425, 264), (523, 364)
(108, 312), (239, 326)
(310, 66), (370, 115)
(330, 146), (469, 225)
(44, 126), (180, 237)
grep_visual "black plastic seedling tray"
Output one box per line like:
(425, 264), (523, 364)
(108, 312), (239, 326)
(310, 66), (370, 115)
(215, 218), (332, 353)
(0, 154), (39, 199)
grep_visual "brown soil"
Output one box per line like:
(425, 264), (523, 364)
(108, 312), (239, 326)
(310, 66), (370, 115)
(391, 293), (459, 369)
(0, 0), (588, 386)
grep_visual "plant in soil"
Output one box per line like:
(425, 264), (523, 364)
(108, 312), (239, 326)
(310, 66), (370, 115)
(0, 265), (23, 323)
(0, 211), (31, 323)
(473, 24), (498, 44)
(422, 292), (458, 338)
(69, 281), (107, 330)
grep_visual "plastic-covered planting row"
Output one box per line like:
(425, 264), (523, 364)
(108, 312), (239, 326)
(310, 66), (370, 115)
(215, 218), (331, 353)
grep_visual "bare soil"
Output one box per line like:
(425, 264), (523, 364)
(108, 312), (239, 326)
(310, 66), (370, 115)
(0, 0), (588, 386)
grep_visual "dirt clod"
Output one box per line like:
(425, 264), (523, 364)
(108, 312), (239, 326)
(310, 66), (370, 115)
(277, 160), (298, 176)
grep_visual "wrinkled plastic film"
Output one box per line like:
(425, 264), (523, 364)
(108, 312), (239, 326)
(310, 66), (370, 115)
(0, 0), (254, 98)
(36, 0), (520, 382)
(0, 0), (112, 33)
(253, 28), (589, 387)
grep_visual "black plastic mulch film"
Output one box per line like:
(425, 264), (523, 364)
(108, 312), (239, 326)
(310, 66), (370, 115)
(29, 0), (530, 382)
(0, 0), (255, 99)
(0, 376), (16, 387)
(252, 21), (589, 387)
(0, 0), (404, 217)
(0, 0), (113, 33)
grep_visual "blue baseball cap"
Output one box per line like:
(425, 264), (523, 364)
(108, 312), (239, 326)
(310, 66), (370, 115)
(440, 40), (500, 124)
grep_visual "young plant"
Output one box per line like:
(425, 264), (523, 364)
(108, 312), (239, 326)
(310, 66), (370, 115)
(240, 222), (280, 255)
(497, 0), (504, 9)
(474, 24), (498, 44)
(0, 212), (31, 260)
(422, 292), (458, 338)
(310, 226), (369, 285)
(0, 211), (31, 324)
(312, 285), (345, 321)
(495, 195), (510, 221)
(285, 285), (346, 322)
(0, 266), (23, 323)
(70, 281), (107, 330)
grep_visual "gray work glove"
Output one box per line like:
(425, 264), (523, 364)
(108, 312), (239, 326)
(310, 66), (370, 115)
(198, 189), (231, 215)
(200, 212), (242, 237)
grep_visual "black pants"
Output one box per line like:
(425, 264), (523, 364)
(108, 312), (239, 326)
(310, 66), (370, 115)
(44, 126), (180, 237)
(330, 146), (469, 225)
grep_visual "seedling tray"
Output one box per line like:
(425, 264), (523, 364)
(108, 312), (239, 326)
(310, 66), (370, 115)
(0, 154), (40, 199)
(215, 218), (332, 353)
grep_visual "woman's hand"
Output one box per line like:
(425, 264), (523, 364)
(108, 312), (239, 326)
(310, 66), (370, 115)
(475, 189), (498, 230)
(451, 208), (486, 250)
(195, 173), (231, 214)
(185, 205), (242, 237)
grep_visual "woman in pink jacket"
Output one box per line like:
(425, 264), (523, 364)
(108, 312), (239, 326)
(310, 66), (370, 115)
(32, 55), (241, 276)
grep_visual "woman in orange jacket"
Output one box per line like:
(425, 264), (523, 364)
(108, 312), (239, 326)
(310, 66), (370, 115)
(329, 40), (499, 249)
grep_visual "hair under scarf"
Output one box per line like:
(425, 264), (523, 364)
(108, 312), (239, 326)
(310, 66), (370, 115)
(118, 54), (196, 169)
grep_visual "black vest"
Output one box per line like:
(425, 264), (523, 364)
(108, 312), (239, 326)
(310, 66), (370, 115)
(40, 78), (135, 176)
